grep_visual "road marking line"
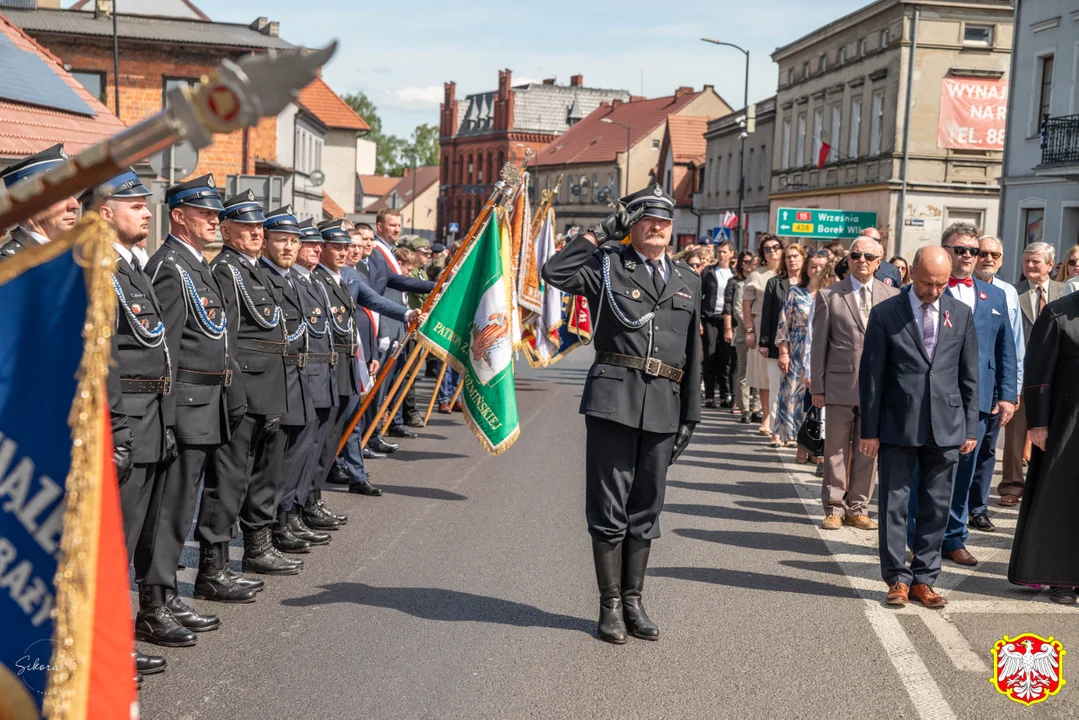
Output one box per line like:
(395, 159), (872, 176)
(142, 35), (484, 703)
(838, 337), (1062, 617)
(917, 608), (989, 673)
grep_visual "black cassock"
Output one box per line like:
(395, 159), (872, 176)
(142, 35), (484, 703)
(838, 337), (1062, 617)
(1008, 291), (1079, 588)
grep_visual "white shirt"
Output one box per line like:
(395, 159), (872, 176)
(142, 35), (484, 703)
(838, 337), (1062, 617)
(988, 275), (1025, 389)
(909, 290), (940, 340)
(711, 266), (733, 313)
(132, 244), (150, 267)
(170, 234), (206, 264)
(318, 263), (343, 286)
(849, 274), (874, 296)
(262, 257), (291, 279)
(634, 250), (670, 282)
(112, 241), (134, 266)
(19, 226), (50, 246)
(293, 264), (312, 279)
(949, 277), (976, 311)
(1064, 276), (1079, 296)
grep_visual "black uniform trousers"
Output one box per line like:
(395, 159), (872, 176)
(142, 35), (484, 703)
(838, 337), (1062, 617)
(399, 338), (418, 423)
(702, 316), (735, 401)
(197, 414), (283, 544)
(279, 412), (325, 512)
(295, 406), (333, 508)
(137, 444), (214, 589)
(584, 415), (677, 543)
(119, 462), (167, 567)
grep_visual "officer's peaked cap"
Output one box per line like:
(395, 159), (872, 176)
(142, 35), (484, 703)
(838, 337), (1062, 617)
(166, 173), (224, 211)
(219, 189), (266, 223)
(319, 218), (351, 244)
(78, 168), (152, 210)
(1, 144), (67, 188)
(298, 217), (323, 242)
(263, 205), (302, 235)
(620, 183), (675, 221)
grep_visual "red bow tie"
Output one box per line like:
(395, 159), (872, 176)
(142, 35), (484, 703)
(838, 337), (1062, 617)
(949, 276), (973, 288)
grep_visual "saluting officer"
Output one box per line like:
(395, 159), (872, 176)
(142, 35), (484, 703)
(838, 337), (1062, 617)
(0, 144), (79, 257)
(542, 183), (702, 645)
(89, 170), (176, 679)
(259, 207), (331, 552)
(143, 174), (254, 648)
(201, 192), (300, 576)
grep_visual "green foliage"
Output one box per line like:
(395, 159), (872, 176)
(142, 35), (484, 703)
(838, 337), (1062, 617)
(343, 92), (439, 177)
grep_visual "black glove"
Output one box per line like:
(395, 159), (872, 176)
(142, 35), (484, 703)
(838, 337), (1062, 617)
(261, 415), (282, 441)
(114, 441), (134, 484)
(670, 422), (696, 466)
(228, 404), (247, 434)
(590, 205), (646, 244)
(162, 428), (178, 468)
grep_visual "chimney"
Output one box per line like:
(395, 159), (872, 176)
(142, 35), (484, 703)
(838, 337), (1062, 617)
(673, 86), (695, 100)
(94, 0), (111, 17)
(441, 81), (458, 137)
(263, 21), (279, 37)
(543, 78), (555, 86)
(703, 84), (714, 93)
(250, 17), (269, 33)
(629, 95), (646, 102)
(611, 99), (625, 110)
(570, 74), (583, 87)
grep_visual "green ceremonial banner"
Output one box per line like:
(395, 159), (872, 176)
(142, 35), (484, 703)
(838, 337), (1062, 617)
(419, 213), (520, 454)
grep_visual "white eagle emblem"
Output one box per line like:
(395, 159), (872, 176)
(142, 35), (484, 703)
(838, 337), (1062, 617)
(995, 638), (1062, 704)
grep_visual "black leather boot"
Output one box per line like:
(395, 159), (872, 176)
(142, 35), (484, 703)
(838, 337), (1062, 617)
(135, 650), (166, 675)
(591, 538), (627, 644)
(288, 508), (330, 545)
(303, 491), (341, 530)
(165, 590), (222, 632)
(221, 543), (265, 593)
(621, 537), (659, 640)
(243, 528), (303, 575)
(193, 542), (258, 604)
(135, 585), (196, 647)
(316, 489), (347, 525)
(272, 507), (312, 554)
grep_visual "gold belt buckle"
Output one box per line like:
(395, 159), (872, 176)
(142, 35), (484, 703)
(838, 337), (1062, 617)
(644, 357), (662, 376)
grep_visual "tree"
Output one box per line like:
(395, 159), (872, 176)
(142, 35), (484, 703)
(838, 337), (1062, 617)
(407, 123), (440, 168)
(342, 92), (439, 177)
(342, 91), (382, 136)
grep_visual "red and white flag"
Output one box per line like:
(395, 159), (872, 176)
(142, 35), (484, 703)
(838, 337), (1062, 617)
(818, 141), (831, 169)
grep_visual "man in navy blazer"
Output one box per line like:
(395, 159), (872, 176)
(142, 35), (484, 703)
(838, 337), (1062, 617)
(859, 247), (979, 609)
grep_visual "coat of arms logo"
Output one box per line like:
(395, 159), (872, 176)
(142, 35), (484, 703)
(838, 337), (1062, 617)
(991, 633), (1065, 706)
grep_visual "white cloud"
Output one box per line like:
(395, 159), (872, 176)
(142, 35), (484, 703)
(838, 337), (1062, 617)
(387, 85), (445, 109)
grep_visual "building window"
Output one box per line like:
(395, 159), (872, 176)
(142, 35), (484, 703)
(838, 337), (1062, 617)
(695, 167), (705, 193)
(456, 155), (464, 185)
(486, 152), (493, 184)
(829, 104), (842, 162)
(879, 28), (889, 48)
(726, 152), (733, 193)
(838, 46), (847, 64)
(759, 145), (766, 187)
(71, 70), (107, 104)
(787, 68), (794, 85)
(870, 89), (885, 155)
(858, 38), (867, 56)
(1037, 55), (1055, 128)
(497, 149), (505, 171)
(963, 24), (993, 46)
(819, 54), (828, 73)
(848, 97), (863, 159)
(467, 154), (474, 183)
(441, 156), (449, 185)
(781, 118), (791, 170)
(162, 77), (197, 107)
(802, 61), (810, 79)
(795, 113), (807, 167)
(747, 147), (754, 187)
(1024, 208), (1045, 245)
(812, 107), (823, 163)
(652, 138), (660, 149)
(711, 158), (720, 195)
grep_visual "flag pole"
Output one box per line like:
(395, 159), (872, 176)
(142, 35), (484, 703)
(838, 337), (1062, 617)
(449, 379), (464, 409)
(379, 346), (430, 435)
(423, 360), (449, 425)
(359, 341), (424, 448)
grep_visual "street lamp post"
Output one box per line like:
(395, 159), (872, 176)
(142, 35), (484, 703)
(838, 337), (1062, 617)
(601, 117), (631, 197)
(702, 38), (750, 250)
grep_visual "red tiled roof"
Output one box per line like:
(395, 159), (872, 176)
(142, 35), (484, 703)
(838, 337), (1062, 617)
(535, 90), (703, 167)
(0, 13), (125, 161)
(358, 174), (399, 198)
(666, 115), (709, 163)
(322, 191), (345, 219)
(365, 167), (439, 213)
(298, 77), (369, 131)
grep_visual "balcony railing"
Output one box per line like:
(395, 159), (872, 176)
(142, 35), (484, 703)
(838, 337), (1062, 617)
(1040, 114), (1079, 165)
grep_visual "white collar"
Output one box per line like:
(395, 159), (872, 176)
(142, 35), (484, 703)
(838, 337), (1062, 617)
(169, 234), (205, 263)
(318, 263), (342, 284)
(113, 241), (134, 265)
(850, 275), (873, 293)
(293, 264), (312, 278)
(909, 288), (939, 315)
(20, 226), (51, 245)
(262, 257), (292, 278)
(634, 249), (667, 270)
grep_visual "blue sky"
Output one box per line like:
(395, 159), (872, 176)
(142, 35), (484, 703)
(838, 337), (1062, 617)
(203, 1), (872, 139)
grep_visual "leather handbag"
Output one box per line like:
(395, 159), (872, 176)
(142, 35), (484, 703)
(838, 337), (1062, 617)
(797, 405), (824, 458)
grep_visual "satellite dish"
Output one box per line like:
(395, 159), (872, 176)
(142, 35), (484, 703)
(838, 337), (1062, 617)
(309, 169), (326, 187)
(149, 140), (199, 182)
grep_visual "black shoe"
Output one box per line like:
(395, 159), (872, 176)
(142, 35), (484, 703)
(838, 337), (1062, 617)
(244, 528), (303, 575)
(288, 508), (331, 545)
(740, 413), (750, 424)
(349, 481), (383, 496)
(967, 513), (995, 532)
(704, 399), (716, 409)
(1049, 586), (1077, 604)
(135, 586), (197, 647)
(362, 446), (387, 460)
(720, 397), (733, 409)
(387, 425), (418, 439)
(136, 672), (143, 690)
(165, 591), (222, 631)
(404, 413), (425, 428)
(302, 498), (342, 531)
(327, 463), (351, 485)
(272, 508), (312, 554)
(591, 538), (628, 644)
(193, 543), (258, 603)
(369, 439), (399, 454)
(135, 651), (166, 675)
(750, 411), (764, 423)
(314, 489), (347, 524)
(621, 537), (659, 640)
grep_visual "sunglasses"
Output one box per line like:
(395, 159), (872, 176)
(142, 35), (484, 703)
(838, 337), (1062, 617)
(946, 246), (979, 257)
(806, 248), (830, 258)
(848, 251), (879, 262)
(1069, 259), (1079, 267)
(978, 250), (1002, 260)
(762, 244), (782, 253)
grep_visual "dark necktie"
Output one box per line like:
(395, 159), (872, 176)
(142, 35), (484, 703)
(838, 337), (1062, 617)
(130, 255), (143, 275)
(649, 259), (665, 297)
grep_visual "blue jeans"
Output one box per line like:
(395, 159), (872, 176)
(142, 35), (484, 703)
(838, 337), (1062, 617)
(334, 395), (369, 486)
(438, 366), (460, 404)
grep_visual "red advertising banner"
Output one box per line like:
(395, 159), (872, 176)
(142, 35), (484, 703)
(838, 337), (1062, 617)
(938, 76), (1008, 150)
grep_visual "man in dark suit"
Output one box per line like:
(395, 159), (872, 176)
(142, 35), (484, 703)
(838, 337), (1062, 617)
(700, 240), (734, 408)
(542, 183), (701, 645)
(1000, 242), (1065, 505)
(0, 144), (79, 258)
(859, 246), (979, 609)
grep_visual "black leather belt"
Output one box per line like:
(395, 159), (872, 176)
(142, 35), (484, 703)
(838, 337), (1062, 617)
(305, 352), (338, 366)
(176, 368), (233, 387)
(595, 352), (684, 382)
(338, 342), (357, 357)
(120, 377), (170, 394)
(283, 353), (306, 367)
(237, 338), (288, 355)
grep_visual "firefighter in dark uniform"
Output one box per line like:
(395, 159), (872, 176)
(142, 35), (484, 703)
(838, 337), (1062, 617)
(292, 219), (348, 529)
(541, 183), (702, 645)
(202, 192), (300, 576)
(143, 174), (255, 648)
(0, 144), (79, 257)
(88, 170), (176, 678)
(259, 206), (331, 551)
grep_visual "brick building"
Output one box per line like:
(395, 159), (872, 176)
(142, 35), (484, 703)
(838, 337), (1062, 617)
(438, 69), (628, 238)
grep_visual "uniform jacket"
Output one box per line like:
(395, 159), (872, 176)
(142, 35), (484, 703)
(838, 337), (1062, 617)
(0, 226), (44, 258)
(261, 259), (316, 426)
(859, 287), (979, 447)
(541, 234), (702, 433)
(211, 245), (287, 417)
(946, 277), (1017, 414)
(1015, 279), (1065, 344)
(312, 265), (364, 397)
(146, 235), (236, 445)
(112, 254), (175, 462)
(294, 269), (339, 409)
(810, 275), (899, 407)
(758, 276), (791, 358)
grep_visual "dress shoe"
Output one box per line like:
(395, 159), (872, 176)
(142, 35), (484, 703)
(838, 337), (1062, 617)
(369, 439), (399, 454)
(885, 582), (909, 606)
(704, 399), (716, 409)
(327, 463), (351, 485)
(165, 592), (222, 631)
(453, 400), (463, 412)
(910, 583), (947, 608)
(404, 413), (425, 428)
(387, 424), (418, 439)
(243, 528), (303, 575)
(362, 446), (387, 460)
(944, 547), (978, 566)
(349, 481), (383, 496)
(998, 494), (1020, 507)
(720, 396), (733, 409)
(844, 515), (878, 530)
(438, 402), (452, 414)
(821, 514), (842, 530)
(967, 513), (995, 532)
(135, 586), (196, 647)
(591, 539), (628, 644)
(272, 507), (312, 554)
(1048, 586), (1078, 604)
(814, 462), (825, 477)
(621, 537), (659, 640)
(288, 508), (331, 545)
(135, 651), (166, 675)
(193, 542), (258, 603)
(314, 490), (347, 524)
(750, 411), (763, 423)
(225, 565), (265, 593)
(740, 413), (750, 424)
(303, 496), (342, 531)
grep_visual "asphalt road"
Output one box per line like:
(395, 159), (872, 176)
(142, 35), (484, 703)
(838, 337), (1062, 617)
(138, 351), (1078, 719)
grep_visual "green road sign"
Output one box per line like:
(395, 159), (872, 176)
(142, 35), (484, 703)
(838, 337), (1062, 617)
(776, 208), (878, 239)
